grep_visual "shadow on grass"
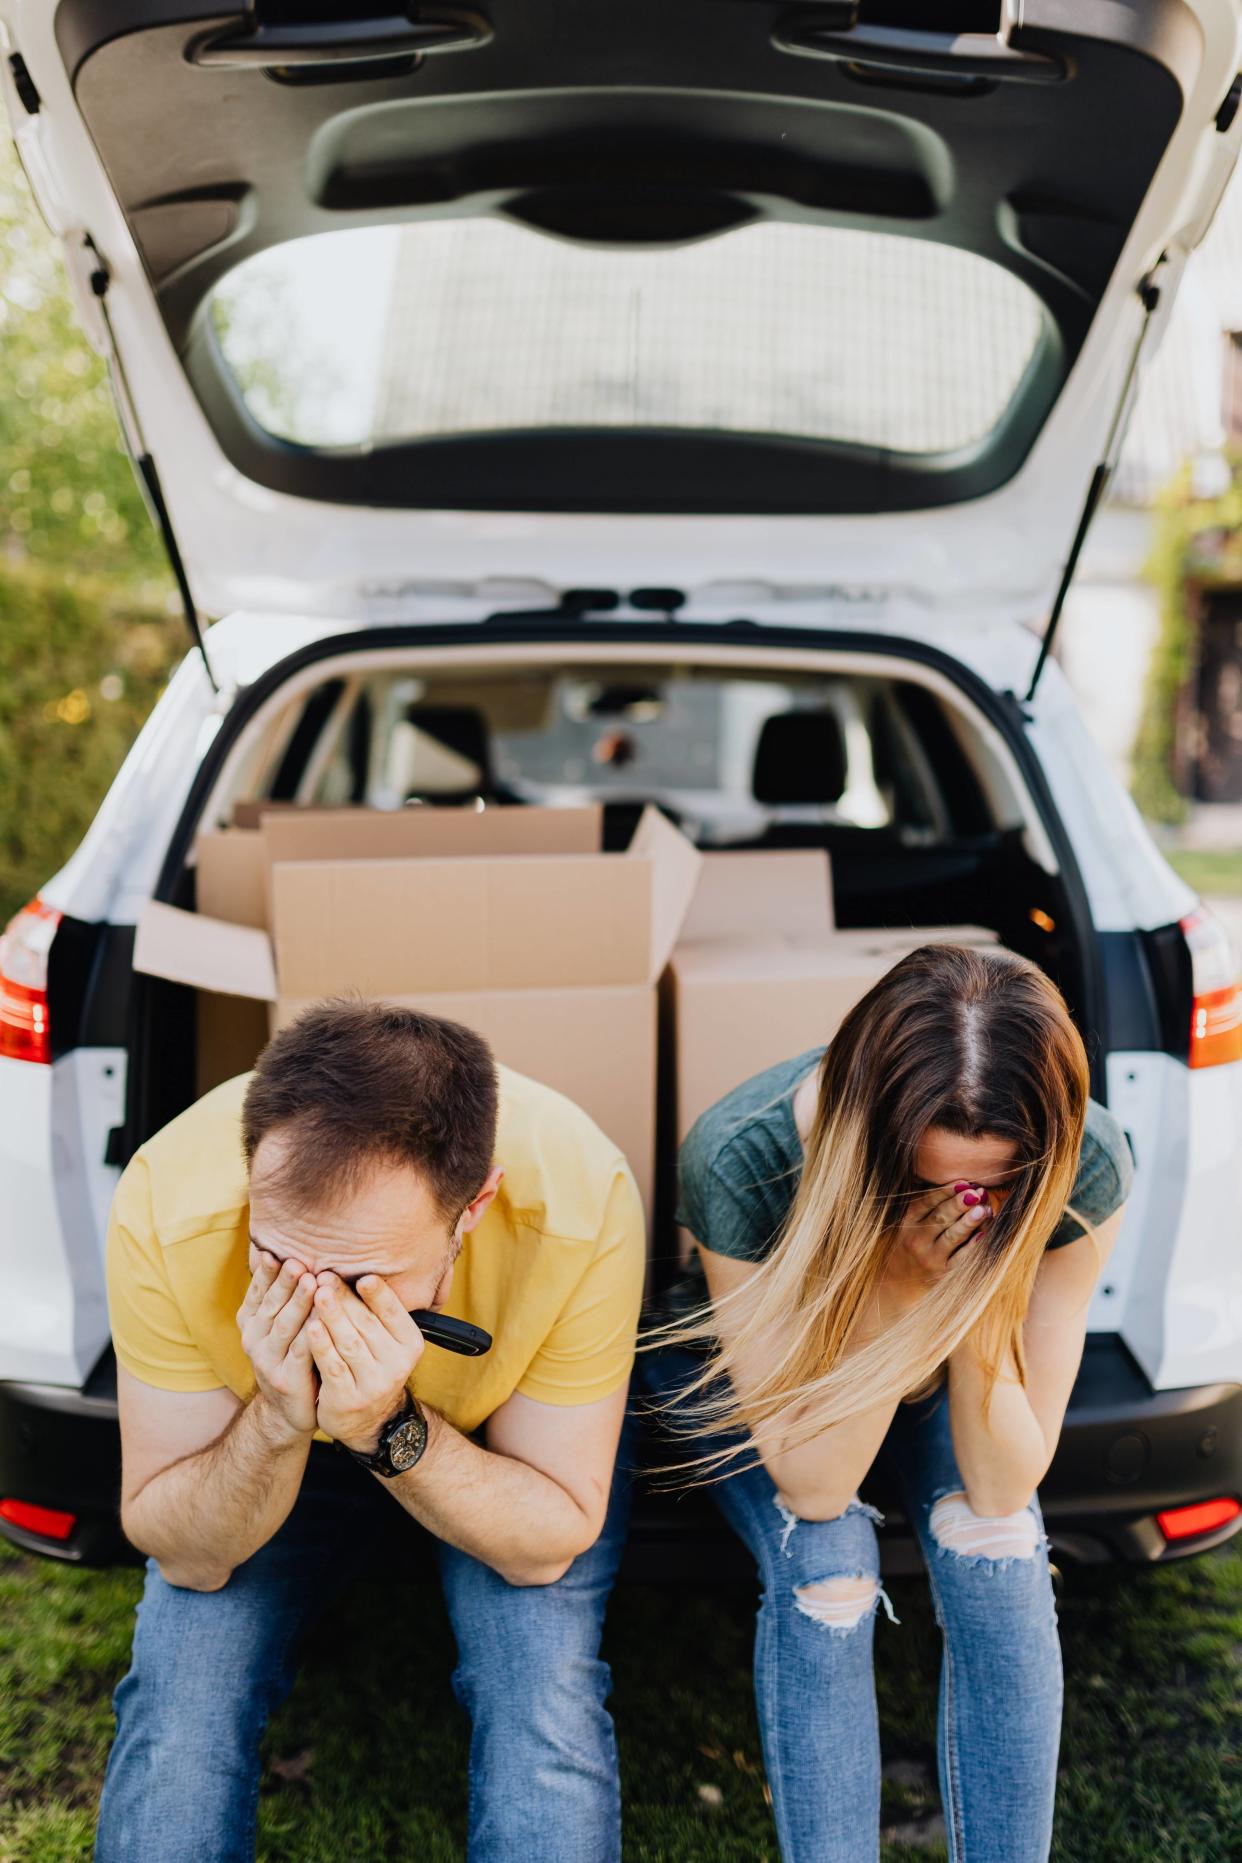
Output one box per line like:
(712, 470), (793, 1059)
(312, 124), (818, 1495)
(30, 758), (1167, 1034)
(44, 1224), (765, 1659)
(0, 1534), (1237, 1862)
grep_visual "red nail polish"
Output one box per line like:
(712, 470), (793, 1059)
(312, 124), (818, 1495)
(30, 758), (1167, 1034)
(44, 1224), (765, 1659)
(962, 1191), (980, 1207)
(953, 1181), (969, 1194)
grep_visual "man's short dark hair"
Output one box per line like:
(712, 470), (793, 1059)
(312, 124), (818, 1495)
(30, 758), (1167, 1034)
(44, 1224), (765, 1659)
(241, 999), (499, 1223)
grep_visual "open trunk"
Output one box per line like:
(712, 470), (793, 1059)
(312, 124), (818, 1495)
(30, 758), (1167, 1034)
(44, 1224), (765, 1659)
(3, 1), (1241, 622)
(131, 625), (1103, 1283)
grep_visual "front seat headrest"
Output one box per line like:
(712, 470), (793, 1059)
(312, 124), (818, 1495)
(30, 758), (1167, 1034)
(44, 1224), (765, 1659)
(752, 709), (847, 806)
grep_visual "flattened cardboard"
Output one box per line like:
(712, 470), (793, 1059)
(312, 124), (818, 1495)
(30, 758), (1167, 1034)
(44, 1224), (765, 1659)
(681, 849), (833, 943)
(260, 804), (602, 866)
(135, 902), (275, 1000)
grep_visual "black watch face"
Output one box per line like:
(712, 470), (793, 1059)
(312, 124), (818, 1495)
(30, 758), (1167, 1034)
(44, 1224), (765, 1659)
(387, 1411), (427, 1473)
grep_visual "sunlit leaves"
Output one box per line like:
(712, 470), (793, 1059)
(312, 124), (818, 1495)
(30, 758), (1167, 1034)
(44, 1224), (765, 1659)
(0, 140), (165, 581)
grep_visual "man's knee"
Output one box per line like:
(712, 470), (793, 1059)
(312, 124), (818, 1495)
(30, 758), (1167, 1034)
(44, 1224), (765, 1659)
(454, 1644), (612, 1737)
(929, 1490), (1040, 1563)
(121, 1565), (296, 1740)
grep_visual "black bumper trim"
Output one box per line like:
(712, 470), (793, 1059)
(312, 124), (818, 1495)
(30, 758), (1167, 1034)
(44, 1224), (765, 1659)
(2, 1339), (1239, 1570)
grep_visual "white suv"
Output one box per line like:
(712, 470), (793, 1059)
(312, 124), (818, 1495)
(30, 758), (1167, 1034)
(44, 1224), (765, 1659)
(1, 0), (1241, 1572)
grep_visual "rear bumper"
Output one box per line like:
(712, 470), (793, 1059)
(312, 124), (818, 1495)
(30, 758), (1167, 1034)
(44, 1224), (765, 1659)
(1, 1338), (1239, 1573)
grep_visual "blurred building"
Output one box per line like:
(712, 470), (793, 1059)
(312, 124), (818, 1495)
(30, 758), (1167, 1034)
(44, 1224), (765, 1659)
(1063, 165), (1242, 792)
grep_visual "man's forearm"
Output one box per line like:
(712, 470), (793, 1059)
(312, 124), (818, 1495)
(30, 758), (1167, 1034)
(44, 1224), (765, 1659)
(380, 1413), (599, 1586)
(123, 1392), (312, 1590)
(947, 1338), (1049, 1516)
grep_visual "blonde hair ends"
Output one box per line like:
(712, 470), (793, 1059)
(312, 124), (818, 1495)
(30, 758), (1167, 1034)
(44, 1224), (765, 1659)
(649, 943), (1091, 1478)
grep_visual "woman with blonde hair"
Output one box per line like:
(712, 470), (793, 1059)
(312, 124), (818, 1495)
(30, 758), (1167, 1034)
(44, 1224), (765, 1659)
(645, 941), (1132, 1863)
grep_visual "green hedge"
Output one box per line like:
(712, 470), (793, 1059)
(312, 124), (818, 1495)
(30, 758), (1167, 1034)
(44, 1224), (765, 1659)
(0, 559), (180, 925)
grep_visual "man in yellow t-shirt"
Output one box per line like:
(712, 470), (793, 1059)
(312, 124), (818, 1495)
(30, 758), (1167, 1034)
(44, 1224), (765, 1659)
(95, 998), (646, 1863)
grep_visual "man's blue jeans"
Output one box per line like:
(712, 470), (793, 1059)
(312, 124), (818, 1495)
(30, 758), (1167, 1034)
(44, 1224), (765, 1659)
(94, 1438), (631, 1863)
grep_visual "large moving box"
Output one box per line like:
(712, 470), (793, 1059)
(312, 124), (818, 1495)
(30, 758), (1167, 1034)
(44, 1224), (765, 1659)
(668, 848), (996, 1144)
(192, 806), (607, 1096)
(136, 805), (700, 1221)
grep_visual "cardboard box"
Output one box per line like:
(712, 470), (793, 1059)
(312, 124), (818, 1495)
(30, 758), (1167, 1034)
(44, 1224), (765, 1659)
(191, 806), (605, 1098)
(139, 805), (701, 1220)
(195, 805), (604, 930)
(679, 848), (833, 942)
(667, 849), (995, 1144)
(664, 845), (997, 1260)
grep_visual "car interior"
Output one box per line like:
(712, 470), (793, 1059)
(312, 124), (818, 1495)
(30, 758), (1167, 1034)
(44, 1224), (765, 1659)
(128, 653), (1092, 1200)
(229, 658), (1076, 971)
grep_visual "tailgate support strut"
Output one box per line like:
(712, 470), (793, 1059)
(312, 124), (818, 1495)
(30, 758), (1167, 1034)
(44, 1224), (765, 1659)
(1024, 272), (1164, 705)
(85, 249), (219, 694)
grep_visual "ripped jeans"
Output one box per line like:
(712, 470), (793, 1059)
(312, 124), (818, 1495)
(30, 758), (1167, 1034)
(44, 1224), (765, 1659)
(641, 1349), (1062, 1863)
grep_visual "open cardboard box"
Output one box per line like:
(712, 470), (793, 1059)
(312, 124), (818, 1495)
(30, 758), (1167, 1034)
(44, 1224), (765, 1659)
(191, 806), (606, 1094)
(137, 805), (701, 1221)
(196, 803), (605, 929)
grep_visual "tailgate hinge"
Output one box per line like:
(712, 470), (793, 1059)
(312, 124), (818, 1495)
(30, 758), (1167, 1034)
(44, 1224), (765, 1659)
(1024, 267), (1166, 706)
(81, 243), (220, 694)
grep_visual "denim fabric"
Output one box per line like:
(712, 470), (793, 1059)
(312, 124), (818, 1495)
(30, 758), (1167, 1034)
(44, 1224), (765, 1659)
(640, 1349), (1063, 1863)
(94, 1439), (631, 1863)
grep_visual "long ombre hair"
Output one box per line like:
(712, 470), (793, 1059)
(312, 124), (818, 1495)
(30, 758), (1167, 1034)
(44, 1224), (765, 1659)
(651, 943), (1091, 1475)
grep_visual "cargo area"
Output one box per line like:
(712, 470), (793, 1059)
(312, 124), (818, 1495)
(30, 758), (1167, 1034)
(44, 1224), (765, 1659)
(131, 637), (1094, 1289)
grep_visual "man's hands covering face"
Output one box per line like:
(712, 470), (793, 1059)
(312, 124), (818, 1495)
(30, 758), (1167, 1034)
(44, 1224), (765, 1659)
(237, 1246), (320, 1439)
(306, 1273), (426, 1456)
(239, 1251), (426, 1456)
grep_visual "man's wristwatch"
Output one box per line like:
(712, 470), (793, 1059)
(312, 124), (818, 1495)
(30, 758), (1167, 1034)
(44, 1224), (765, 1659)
(339, 1393), (429, 1478)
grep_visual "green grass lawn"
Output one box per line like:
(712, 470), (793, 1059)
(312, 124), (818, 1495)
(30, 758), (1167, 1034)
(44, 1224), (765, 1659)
(0, 1533), (1238, 1863)
(1164, 849), (1242, 898)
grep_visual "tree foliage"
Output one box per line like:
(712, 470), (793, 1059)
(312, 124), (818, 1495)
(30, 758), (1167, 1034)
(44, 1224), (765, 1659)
(0, 144), (171, 586)
(0, 133), (179, 919)
(0, 561), (178, 920)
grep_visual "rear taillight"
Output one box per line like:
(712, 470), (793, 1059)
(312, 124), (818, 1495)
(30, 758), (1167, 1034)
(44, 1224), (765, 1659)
(0, 897), (61, 1064)
(1155, 1496), (1241, 1542)
(0, 1497), (77, 1541)
(1181, 907), (1242, 1069)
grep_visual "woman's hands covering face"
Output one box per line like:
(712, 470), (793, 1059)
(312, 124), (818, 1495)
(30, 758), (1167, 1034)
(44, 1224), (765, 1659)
(894, 1181), (994, 1287)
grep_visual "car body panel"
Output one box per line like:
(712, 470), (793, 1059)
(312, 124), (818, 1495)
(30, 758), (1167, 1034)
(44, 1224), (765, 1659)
(0, 2), (1240, 625)
(0, 1048), (119, 1384)
(16, 614), (1233, 1396)
(3, 1336), (1239, 1569)
(0, 0), (1238, 1549)
(1119, 1052), (1242, 1388)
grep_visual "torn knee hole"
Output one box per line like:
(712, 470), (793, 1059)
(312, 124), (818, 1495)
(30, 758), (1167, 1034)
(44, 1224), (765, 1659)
(929, 1491), (1039, 1560)
(793, 1576), (877, 1630)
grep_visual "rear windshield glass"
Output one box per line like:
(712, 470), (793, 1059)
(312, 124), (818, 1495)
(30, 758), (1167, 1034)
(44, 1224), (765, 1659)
(209, 221), (1045, 456)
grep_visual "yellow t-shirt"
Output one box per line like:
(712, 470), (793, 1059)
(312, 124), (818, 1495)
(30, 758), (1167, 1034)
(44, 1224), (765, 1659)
(106, 1065), (646, 1436)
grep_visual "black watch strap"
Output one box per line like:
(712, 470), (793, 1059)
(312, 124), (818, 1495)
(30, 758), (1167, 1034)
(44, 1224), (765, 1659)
(338, 1393), (428, 1478)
